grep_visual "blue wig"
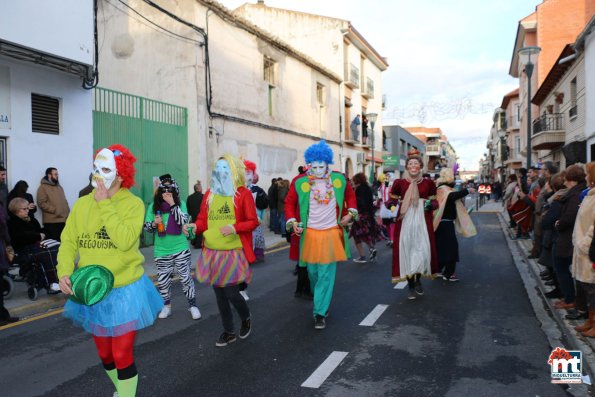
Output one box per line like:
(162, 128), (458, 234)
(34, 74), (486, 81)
(304, 140), (334, 165)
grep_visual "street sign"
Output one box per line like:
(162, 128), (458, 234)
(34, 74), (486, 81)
(382, 155), (399, 167)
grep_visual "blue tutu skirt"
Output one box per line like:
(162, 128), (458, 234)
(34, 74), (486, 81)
(63, 274), (163, 337)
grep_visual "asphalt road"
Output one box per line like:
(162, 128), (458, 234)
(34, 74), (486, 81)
(0, 213), (568, 396)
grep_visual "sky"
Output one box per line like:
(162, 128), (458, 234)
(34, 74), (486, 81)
(218, 0), (540, 171)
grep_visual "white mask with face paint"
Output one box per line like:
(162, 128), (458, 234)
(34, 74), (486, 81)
(211, 159), (234, 196)
(91, 148), (117, 189)
(310, 161), (328, 179)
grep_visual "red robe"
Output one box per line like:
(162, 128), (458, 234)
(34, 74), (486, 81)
(390, 178), (439, 279)
(194, 187), (259, 263)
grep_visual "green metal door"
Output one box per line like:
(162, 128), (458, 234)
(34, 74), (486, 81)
(93, 88), (189, 246)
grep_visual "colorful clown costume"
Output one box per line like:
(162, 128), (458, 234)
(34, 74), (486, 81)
(285, 140), (356, 329)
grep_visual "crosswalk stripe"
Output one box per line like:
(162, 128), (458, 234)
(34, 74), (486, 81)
(301, 351), (349, 389)
(359, 304), (388, 326)
(394, 281), (408, 289)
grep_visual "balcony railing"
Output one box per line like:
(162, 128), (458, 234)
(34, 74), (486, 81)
(532, 113), (564, 135)
(344, 63), (359, 88)
(426, 144), (440, 155)
(532, 112), (565, 150)
(362, 77), (374, 98)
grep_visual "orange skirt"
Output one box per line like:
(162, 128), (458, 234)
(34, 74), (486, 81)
(301, 226), (347, 265)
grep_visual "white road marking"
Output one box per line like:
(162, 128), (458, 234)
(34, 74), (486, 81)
(301, 351), (349, 389)
(394, 281), (408, 289)
(359, 304), (389, 326)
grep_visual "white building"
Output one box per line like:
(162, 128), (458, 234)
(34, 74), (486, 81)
(96, 0), (343, 199)
(0, 0), (94, 210)
(232, 1), (389, 179)
(576, 16), (595, 162)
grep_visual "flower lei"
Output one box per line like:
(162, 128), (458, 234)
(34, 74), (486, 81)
(307, 168), (334, 205)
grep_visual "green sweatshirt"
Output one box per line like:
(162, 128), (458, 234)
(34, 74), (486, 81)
(57, 188), (145, 288)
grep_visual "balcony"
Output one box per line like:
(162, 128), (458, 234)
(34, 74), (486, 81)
(362, 77), (374, 99)
(344, 63), (359, 89)
(426, 144), (440, 156)
(532, 113), (565, 150)
(504, 147), (522, 165)
(507, 116), (520, 131)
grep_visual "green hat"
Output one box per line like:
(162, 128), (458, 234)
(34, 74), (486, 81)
(69, 265), (114, 306)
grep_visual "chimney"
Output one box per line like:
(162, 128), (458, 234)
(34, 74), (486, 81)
(257, 0), (265, 4)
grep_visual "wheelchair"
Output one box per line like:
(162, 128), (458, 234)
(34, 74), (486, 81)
(11, 244), (60, 301)
(2, 272), (14, 300)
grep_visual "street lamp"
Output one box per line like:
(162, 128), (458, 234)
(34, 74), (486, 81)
(366, 112), (378, 183)
(498, 128), (507, 183)
(518, 45), (541, 169)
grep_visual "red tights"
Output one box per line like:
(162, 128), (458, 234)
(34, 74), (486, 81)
(93, 331), (136, 369)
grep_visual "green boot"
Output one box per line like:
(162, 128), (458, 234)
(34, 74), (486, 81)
(104, 365), (118, 392)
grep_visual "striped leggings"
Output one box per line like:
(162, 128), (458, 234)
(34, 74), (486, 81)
(155, 249), (196, 307)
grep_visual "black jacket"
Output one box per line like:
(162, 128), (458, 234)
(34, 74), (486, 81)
(186, 191), (204, 222)
(7, 213), (43, 252)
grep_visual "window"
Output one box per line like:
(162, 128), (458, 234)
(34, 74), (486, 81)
(264, 56), (276, 116)
(32, 93), (60, 134)
(316, 83), (325, 107)
(263, 57), (276, 86)
(569, 77), (577, 119)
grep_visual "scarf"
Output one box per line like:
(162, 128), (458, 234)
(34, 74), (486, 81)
(433, 185), (477, 237)
(399, 171), (421, 219)
(159, 202), (182, 235)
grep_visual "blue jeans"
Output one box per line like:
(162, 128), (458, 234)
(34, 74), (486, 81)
(278, 213), (286, 236)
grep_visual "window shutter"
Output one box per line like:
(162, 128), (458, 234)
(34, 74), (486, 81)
(32, 94), (59, 134)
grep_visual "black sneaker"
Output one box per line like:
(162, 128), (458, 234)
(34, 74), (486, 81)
(407, 289), (416, 300)
(215, 332), (237, 347)
(414, 281), (424, 295)
(239, 318), (251, 339)
(353, 256), (367, 263)
(544, 289), (562, 299)
(369, 248), (377, 261)
(314, 315), (326, 330)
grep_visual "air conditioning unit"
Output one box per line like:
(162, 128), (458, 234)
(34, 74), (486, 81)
(356, 152), (366, 164)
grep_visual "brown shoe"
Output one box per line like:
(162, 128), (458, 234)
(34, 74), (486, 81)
(575, 309), (595, 332)
(554, 301), (576, 310)
(582, 327), (595, 338)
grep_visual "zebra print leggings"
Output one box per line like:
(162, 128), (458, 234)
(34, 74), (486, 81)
(155, 249), (196, 307)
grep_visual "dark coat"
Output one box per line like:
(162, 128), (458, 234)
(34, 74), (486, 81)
(268, 183), (278, 210)
(186, 191), (204, 222)
(355, 183), (375, 216)
(555, 182), (587, 258)
(7, 213), (43, 252)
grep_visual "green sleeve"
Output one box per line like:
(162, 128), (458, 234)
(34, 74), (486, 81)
(98, 196), (144, 252)
(145, 203), (155, 223)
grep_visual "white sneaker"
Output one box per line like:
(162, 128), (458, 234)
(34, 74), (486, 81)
(158, 305), (171, 319)
(50, 283), (60, 292)
(189, 306), (202, 320)
(240, 290), (250, 301)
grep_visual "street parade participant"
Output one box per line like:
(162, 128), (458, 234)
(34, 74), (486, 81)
(144, 174), (201, 320)
(378, 172), (398, 246)
(57, 144), (163, 397)
(433, 168), (476, 282)
(185, 154), (258, 347)
(285, 140), (357, 329)
(389, 149), (439, 299)
(244, 159), (268, 262)
(350, 172), (382, 263)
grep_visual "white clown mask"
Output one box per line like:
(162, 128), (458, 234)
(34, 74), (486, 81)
(211, 159), (233, 196)
(91, 148), (117, 189)
(310, 161), (328, 179)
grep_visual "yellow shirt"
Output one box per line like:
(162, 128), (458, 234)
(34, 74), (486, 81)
(203, 195), (242, 250)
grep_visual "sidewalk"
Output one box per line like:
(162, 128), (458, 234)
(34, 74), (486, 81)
(480, 198), (595, 385)
(4, 227), (287, 319)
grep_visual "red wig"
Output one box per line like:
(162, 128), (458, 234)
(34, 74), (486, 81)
(101, 144), (137, 189)
(243, 160), (257, 173)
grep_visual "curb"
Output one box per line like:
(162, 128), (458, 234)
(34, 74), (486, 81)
(497, 212), (594, 394)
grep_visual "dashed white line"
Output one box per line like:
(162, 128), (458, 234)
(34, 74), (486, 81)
(359, 304), (388, 326)
(394, 281), (408, 289)
(301, 351), (349, 389)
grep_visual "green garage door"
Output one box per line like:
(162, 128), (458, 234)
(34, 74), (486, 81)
(93, 87), (188, 246)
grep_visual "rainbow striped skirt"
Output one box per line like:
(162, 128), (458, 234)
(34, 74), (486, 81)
(196, 248), (252, 287)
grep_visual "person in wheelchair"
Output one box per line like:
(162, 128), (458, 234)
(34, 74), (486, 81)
(7, 197), (60, 294)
